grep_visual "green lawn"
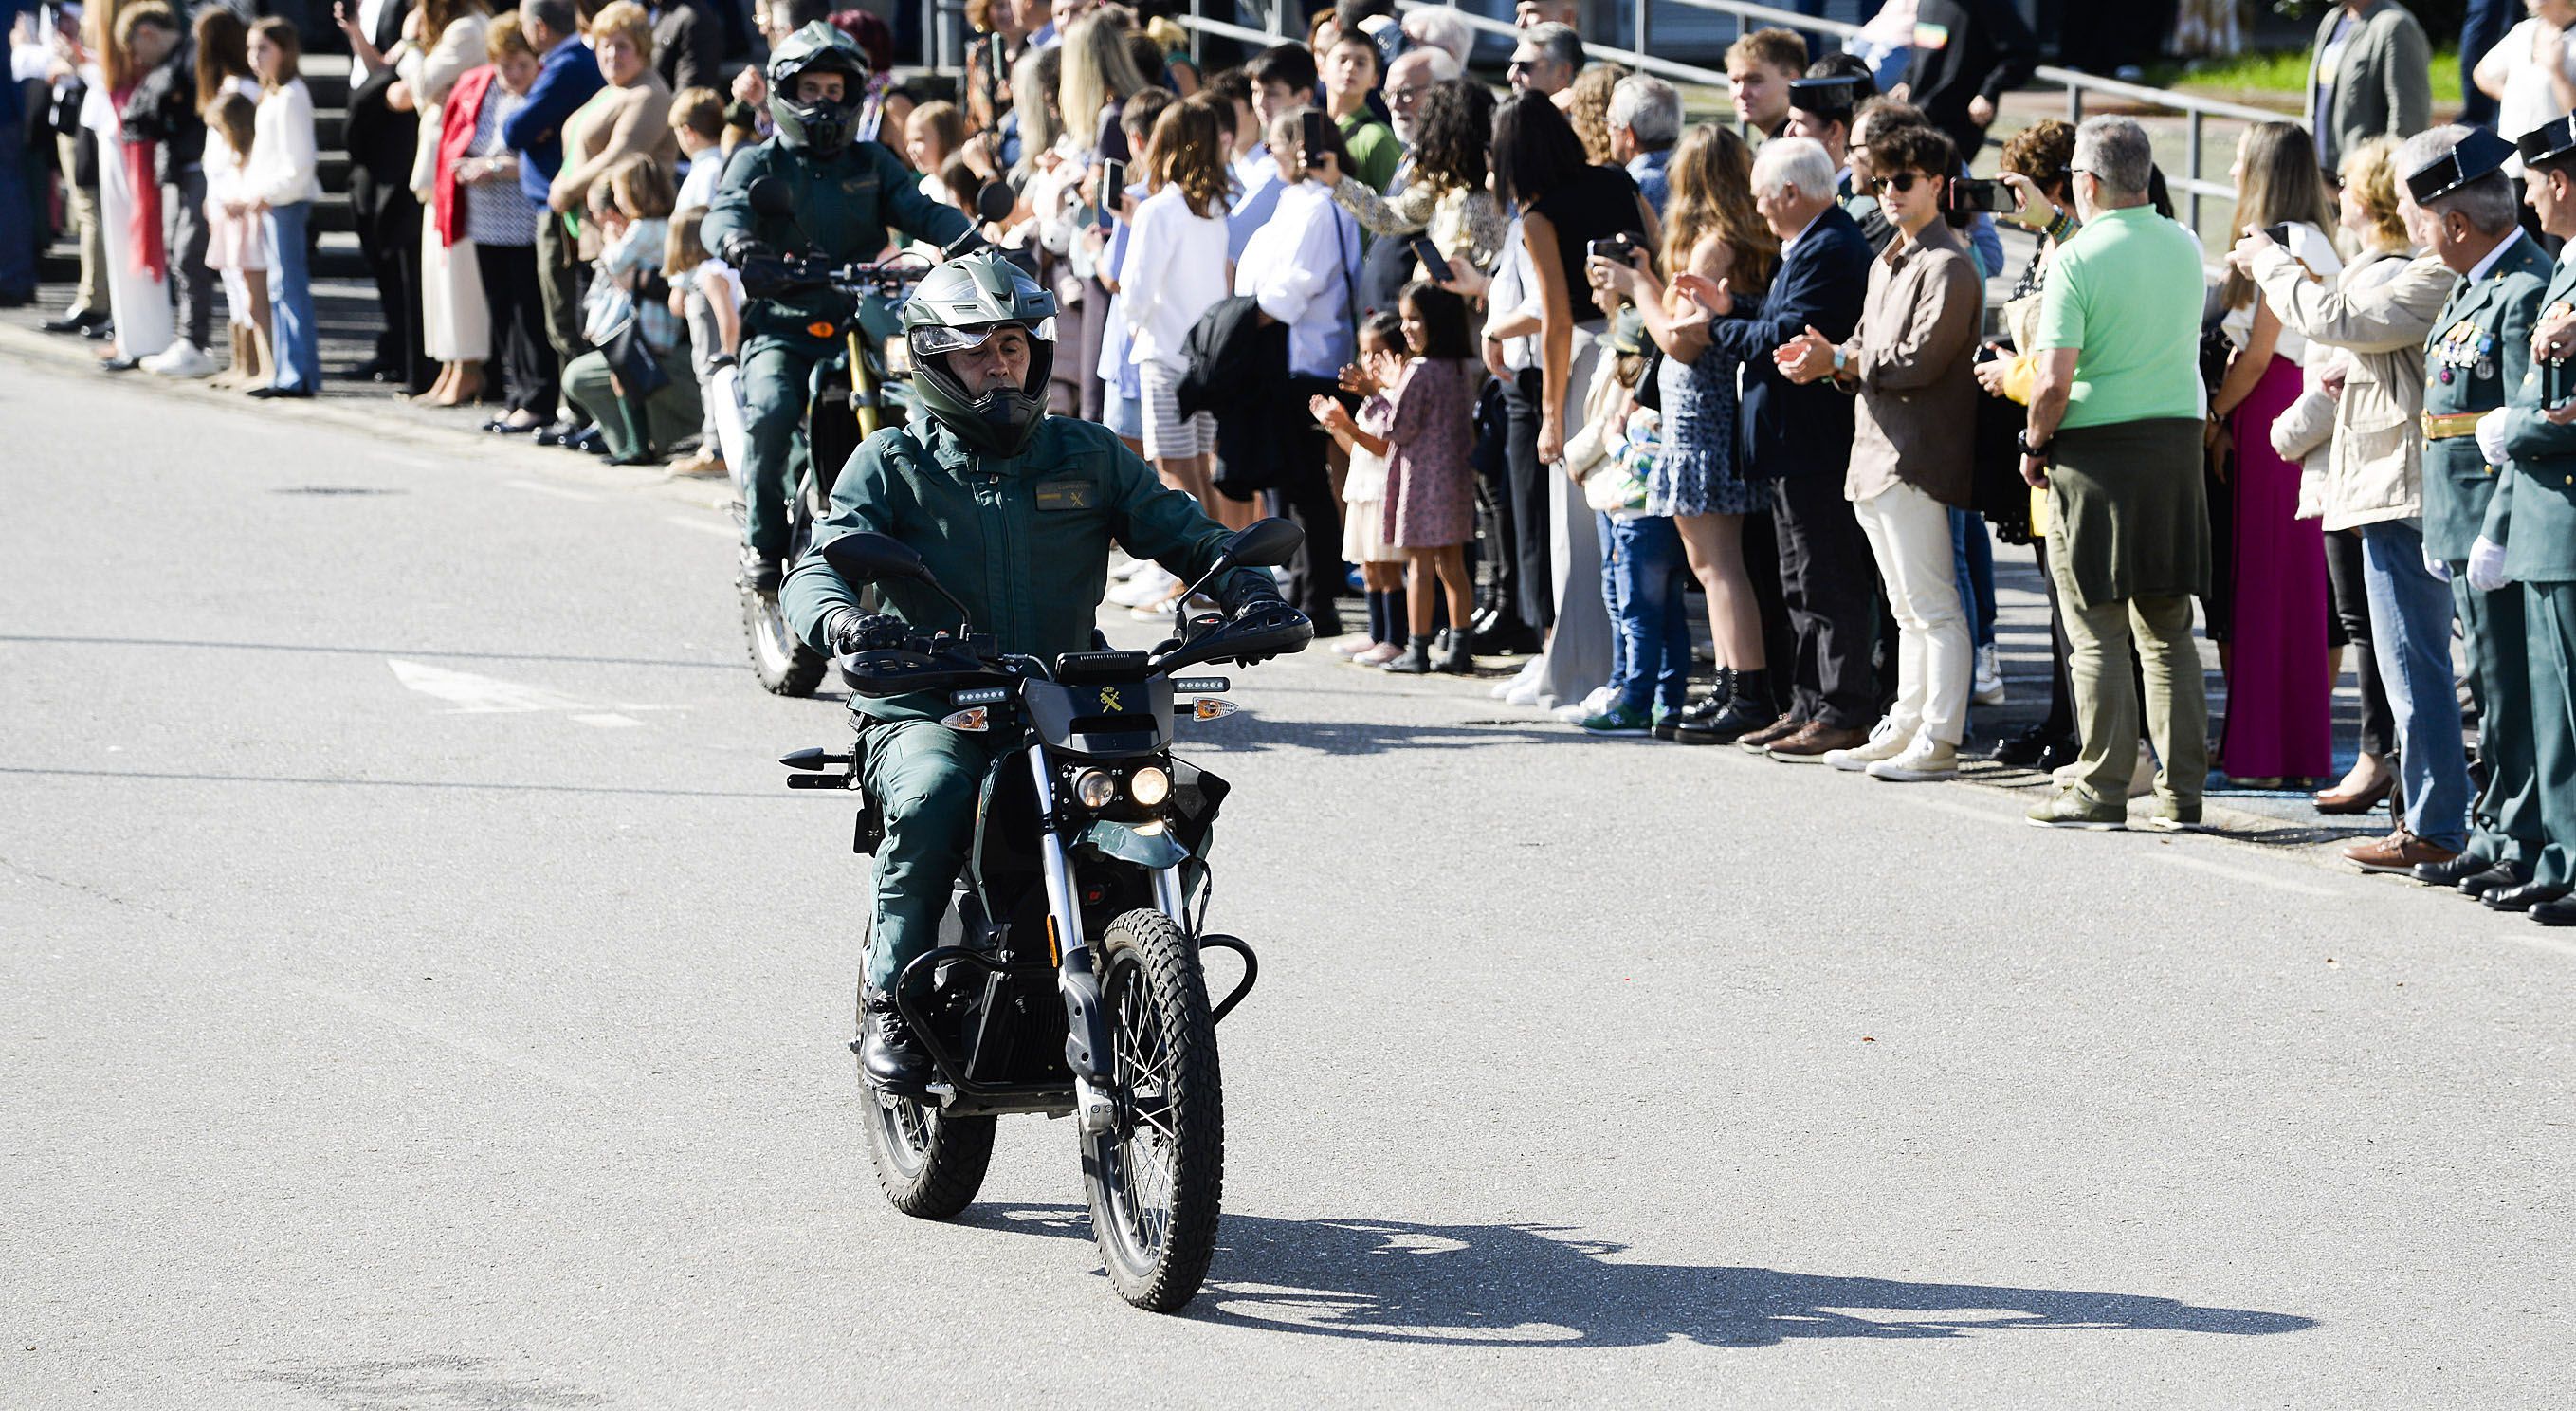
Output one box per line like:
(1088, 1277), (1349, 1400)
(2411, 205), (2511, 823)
(2161, 46), (2465, 108)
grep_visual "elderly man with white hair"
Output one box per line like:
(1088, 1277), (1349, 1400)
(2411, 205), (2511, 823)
(1607, 75), (1682, 216)
(2017, 116), (2212, 832)
(1666, 137), (1879, 754)
(1381, 46), (1459, 150)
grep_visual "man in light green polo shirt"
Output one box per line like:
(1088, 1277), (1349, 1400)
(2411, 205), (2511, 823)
(2019, 116), (2213, 832)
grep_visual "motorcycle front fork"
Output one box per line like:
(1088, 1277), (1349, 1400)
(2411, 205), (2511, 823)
(1030, 751), (1188, 1133)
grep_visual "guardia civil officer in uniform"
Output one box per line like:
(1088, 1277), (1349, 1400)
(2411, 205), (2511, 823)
(2477, 112), (2576, 924)
(703, 22), (973, 592)
(782, 250), (1299, 1091)
(2357, 126), (2555, 887)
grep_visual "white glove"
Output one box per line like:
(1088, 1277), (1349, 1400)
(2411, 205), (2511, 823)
(2476, 407), (2512, 467)
(2424, 546), (2454, 582)
(2468, 535), (2512, 594)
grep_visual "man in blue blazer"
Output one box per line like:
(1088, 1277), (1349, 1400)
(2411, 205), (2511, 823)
(1671, 136), (1879, 756)
(502, 0), (610, 414)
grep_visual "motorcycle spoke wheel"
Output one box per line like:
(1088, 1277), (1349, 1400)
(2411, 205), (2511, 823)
(855, 982), (994, 1219)
(1083, 908), (1222, 1312)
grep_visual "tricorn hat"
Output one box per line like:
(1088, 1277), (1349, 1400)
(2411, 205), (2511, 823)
(2518, 111), (2576, 169)
(2406, 127), (2515, 204)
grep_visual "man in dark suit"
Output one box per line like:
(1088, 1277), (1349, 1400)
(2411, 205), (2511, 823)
(502, 0), (609, 428)
(341, 0), (427, 390)
(1671, 134), (1877, 755)
(653, 0), (725, 93)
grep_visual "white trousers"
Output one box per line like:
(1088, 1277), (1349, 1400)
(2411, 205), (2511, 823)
(82, 84), (173, 359)
(1852, 480), (1971, 746)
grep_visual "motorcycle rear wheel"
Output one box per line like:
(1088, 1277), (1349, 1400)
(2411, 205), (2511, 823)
(855, 985), (996, 1219)
(1083, 908), (1224, 1312)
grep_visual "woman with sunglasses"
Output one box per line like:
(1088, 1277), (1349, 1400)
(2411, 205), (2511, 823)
(1773, 123), (1986, 782)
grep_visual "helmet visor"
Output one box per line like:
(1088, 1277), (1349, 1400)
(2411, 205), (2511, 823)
(909, 318), (1057, 356)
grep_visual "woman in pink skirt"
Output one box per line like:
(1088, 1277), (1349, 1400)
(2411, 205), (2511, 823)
(2210, 122), (2338, 785)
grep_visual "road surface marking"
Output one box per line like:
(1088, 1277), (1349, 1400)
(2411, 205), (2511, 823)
(667, 515), (737, 538)
(389, 658), (591, 713)
(501, 478), (599, 502)
(304, 981), (604, 1092)
(2149, 850), (2343, 898)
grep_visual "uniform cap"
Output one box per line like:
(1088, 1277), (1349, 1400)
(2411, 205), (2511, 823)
(1786, 76), (1862, 118)
(2518, 112), (2576, 168)
(2406, 127), (2515, 204)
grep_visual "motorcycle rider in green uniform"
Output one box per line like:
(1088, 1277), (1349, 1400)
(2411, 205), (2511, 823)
(702, 21), (974, 592)
(784, 250), (1299, 1093)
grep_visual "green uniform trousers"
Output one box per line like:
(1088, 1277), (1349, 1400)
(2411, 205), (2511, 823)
(2046, 525), (2209, 810)
(561, 345), (703, 461)
(738, 339), (830, 556)
(859, 716), (1008, 992)
(2525, 582), (2576, 886)
(2454, 576), (2542, 867)
(534, 213), (587, 367)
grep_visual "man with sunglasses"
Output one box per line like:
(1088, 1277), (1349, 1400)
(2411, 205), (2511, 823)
(1507, 22), (1580, 101)
(785, 250), (1298, 1091)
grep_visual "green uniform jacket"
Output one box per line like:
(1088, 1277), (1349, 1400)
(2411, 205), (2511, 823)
(700, 137), (971, 356)
(781, 413), (1251, 720)
(2493, 250), (2576, 583)
(2424, 233), (2552, 564)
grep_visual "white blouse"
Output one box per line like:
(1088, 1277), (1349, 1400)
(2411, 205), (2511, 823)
(246, 80), (321, 208)
(1121, 185), (1230, 372)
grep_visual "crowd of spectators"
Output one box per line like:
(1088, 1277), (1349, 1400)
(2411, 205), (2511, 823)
(20, 0), (2576, 920)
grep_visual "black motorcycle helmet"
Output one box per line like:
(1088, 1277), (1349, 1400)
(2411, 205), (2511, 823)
(766, 21), (869, 153)
(903, 249), (1061, 457)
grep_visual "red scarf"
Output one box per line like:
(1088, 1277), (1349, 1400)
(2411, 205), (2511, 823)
(435, 65), (500, 247)
(113, 86), (167, 283)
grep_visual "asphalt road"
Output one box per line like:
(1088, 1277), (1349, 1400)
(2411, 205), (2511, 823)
(5, 354), (2571, 1409)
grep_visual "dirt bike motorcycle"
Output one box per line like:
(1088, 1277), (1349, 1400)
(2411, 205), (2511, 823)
(778, 520), (1312, 1310)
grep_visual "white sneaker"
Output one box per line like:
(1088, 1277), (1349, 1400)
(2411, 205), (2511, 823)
(1553, 686), (1616, 723)
(1824, 718), (1912, 771)
(1504, 676), (1544, 707)
(1109, 556), (1148, 582)
(1108, 564), (1179, 607)
(1868, 736), (1961, 781)
(143, 340), (217, 377)
(1972, 644), (2006, 706)
(1490, 655), (1544, 700)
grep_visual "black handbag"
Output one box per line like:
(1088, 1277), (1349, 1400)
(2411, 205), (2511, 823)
(598, 313), (672, 396)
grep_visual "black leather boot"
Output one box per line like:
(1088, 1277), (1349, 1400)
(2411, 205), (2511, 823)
(1676, 669), (1771, 745)
(1432, 628), (1473, 674)
(858, 993), (932, 1094)
(1380, 633), (1434, 674)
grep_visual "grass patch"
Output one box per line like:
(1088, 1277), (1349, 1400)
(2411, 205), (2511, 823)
(2155, 46), (2463, 108)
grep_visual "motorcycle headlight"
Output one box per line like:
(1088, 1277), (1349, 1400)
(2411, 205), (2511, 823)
(1127, 765), (1171, 808)
(1072, 768), (1118, 810)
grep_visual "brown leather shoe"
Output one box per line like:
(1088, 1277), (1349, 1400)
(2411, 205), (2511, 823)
(1767, 722), (1869, 761)
(2343, 829), (2459, 874)
(2312, 775), (2393, 815)
(1734, 713), (1804, 752)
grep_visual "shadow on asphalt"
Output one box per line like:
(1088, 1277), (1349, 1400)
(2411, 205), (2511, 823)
(1179, 714), (1584, 756)
(965, 1205), (2315, 1347)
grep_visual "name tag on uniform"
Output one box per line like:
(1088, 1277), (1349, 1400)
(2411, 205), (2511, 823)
(1034, 478), (1098, 511)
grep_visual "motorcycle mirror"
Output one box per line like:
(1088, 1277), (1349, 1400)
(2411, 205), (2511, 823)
(747, 175), (795, 219)
(974, 179), (1018, 226)
(820, 531), (927, 583)
(1221, 518), (1305, 570)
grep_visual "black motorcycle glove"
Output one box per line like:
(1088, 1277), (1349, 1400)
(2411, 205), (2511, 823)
(1213, 567), (1288, 616)
(829, 610), (911, 655)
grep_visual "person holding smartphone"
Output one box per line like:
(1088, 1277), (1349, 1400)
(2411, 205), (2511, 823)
(1310, 78), (1504, 284)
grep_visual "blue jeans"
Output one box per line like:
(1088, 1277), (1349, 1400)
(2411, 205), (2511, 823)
(2359, 519), (2469, 851)
(1607, 514), (1691, 717)
(265, 201), (320, 392)
(1597, 511), (1626, 689)
(1950, 508), (1997, 650)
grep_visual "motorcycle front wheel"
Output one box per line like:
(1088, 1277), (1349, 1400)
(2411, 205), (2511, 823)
(741, 581), (827, 696)
(1082, 907), (1224, 1311)
(856, 983), (996, 1219)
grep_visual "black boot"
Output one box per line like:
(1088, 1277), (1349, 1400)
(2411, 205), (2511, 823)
(1676, 669), (1771, 745)
(1665, 670), (1733, 742)
(1380, 633), (1434, 674)
(858, 992), (933, 1094)
(1432, 628), (1473, 674)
